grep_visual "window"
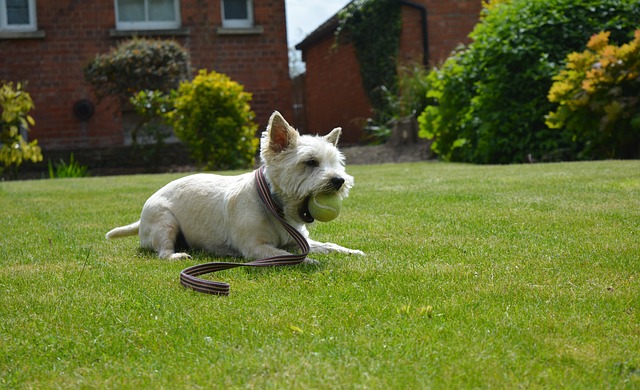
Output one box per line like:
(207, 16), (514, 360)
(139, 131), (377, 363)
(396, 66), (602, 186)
(115, 0), (180, 30)
(221, 0), (253, 29)
(0, 0), (37, 31)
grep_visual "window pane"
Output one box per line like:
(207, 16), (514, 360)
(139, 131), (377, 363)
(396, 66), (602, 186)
(118, 0), (145, 22)
(7, 0), (30, 25)
(223, 0), (247, 20)
(149, 0), (175, 22)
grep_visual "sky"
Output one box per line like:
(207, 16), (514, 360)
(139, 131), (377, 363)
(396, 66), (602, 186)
(285, 0), (352, 48)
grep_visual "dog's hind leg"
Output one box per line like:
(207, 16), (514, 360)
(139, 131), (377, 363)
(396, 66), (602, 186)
(140, 212), (191, 260)
(158, 237), (192, 260)
(157, 230), (192, 260)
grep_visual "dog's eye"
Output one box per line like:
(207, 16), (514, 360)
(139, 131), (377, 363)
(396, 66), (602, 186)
(305, 159), (319, 168)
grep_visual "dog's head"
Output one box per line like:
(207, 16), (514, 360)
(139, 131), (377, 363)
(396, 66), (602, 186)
(260, 111), (354, 224)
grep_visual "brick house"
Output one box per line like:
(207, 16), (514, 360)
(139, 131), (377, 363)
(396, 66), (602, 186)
(0, 0), (292, 153)
(295, 0), (482, 144)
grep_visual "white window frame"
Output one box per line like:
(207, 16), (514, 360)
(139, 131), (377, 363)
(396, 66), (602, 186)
(0, 0), (37, 31)
(114, 0), (181, 31)
(221, 0), (253, 29)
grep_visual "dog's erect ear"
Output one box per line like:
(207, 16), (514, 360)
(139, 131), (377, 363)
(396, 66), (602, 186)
(324, 127), (342, 146)
(268, 111), (298, 152)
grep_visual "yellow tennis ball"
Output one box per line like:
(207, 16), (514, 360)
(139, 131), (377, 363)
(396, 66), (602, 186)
(308, 193), (342, 222)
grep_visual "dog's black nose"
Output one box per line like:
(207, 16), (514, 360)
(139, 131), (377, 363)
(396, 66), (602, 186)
(330, 177), (345, 190)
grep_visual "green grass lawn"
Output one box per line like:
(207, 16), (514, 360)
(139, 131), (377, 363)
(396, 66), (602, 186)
(1, 161), (639, 388)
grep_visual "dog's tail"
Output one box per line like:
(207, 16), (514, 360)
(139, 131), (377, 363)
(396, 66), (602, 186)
(105, 221), (140, 239)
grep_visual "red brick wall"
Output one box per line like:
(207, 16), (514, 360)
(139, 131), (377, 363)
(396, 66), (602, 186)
(0, 2), (118, 149)
(299, 0), (481, 144)
(424, 0), (481, 63)
(0, 0), (291, 150)
(399, 5), (426, 65)
(181, 0), (293, 127)
(302, 38), (372, 144)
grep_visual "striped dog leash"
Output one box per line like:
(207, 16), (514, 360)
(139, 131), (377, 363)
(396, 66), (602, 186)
(179, 166), (310, 295)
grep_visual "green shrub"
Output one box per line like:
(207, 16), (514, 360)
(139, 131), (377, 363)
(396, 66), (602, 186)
(1, 81), (42, 179)
(167, 70), (258, 170)
(419, 0), (640, 163)
(84, 38), (190, 104)
(546, 31), (640, 159)
(128, 89), (176, 168)
(365, 64), (430, 143)
(48, 153), (89, 179)
(129, 89), (175, 154)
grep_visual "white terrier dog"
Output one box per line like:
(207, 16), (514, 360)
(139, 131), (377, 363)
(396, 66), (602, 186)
(106, 111), (364, 262)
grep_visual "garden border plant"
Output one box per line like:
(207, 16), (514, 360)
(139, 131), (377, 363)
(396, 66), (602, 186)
(47, 153), (90, 179)
(0, 81), (42, 179)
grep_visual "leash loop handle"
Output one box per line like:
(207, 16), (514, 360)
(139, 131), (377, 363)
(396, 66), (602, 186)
(179, 166), (309, 295)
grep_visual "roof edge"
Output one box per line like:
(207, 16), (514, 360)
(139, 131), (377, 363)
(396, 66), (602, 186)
(294, 14), (340, 51)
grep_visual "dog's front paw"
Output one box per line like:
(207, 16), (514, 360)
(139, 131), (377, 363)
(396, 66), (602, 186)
(309, 240), (365, 256)
(169, 252), (192, 260)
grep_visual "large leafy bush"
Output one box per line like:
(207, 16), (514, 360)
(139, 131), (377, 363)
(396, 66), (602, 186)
(1, 82), (42, 179)
(167, 70), (258, 170)
(419, 0), (640, 163)
(546, 31), (640, 159)
(365, 64), (431, 143)
(84, 38), (190, 104)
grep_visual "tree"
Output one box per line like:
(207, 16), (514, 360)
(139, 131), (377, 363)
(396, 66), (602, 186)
(84, 38), (190, 105)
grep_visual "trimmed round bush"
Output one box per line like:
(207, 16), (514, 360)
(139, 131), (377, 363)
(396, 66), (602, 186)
(167, 69), (258, 170)
(85, 38), (190, 103)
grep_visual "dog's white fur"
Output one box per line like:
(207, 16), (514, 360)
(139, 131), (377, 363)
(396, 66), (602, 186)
(106, 111), (364, 261)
